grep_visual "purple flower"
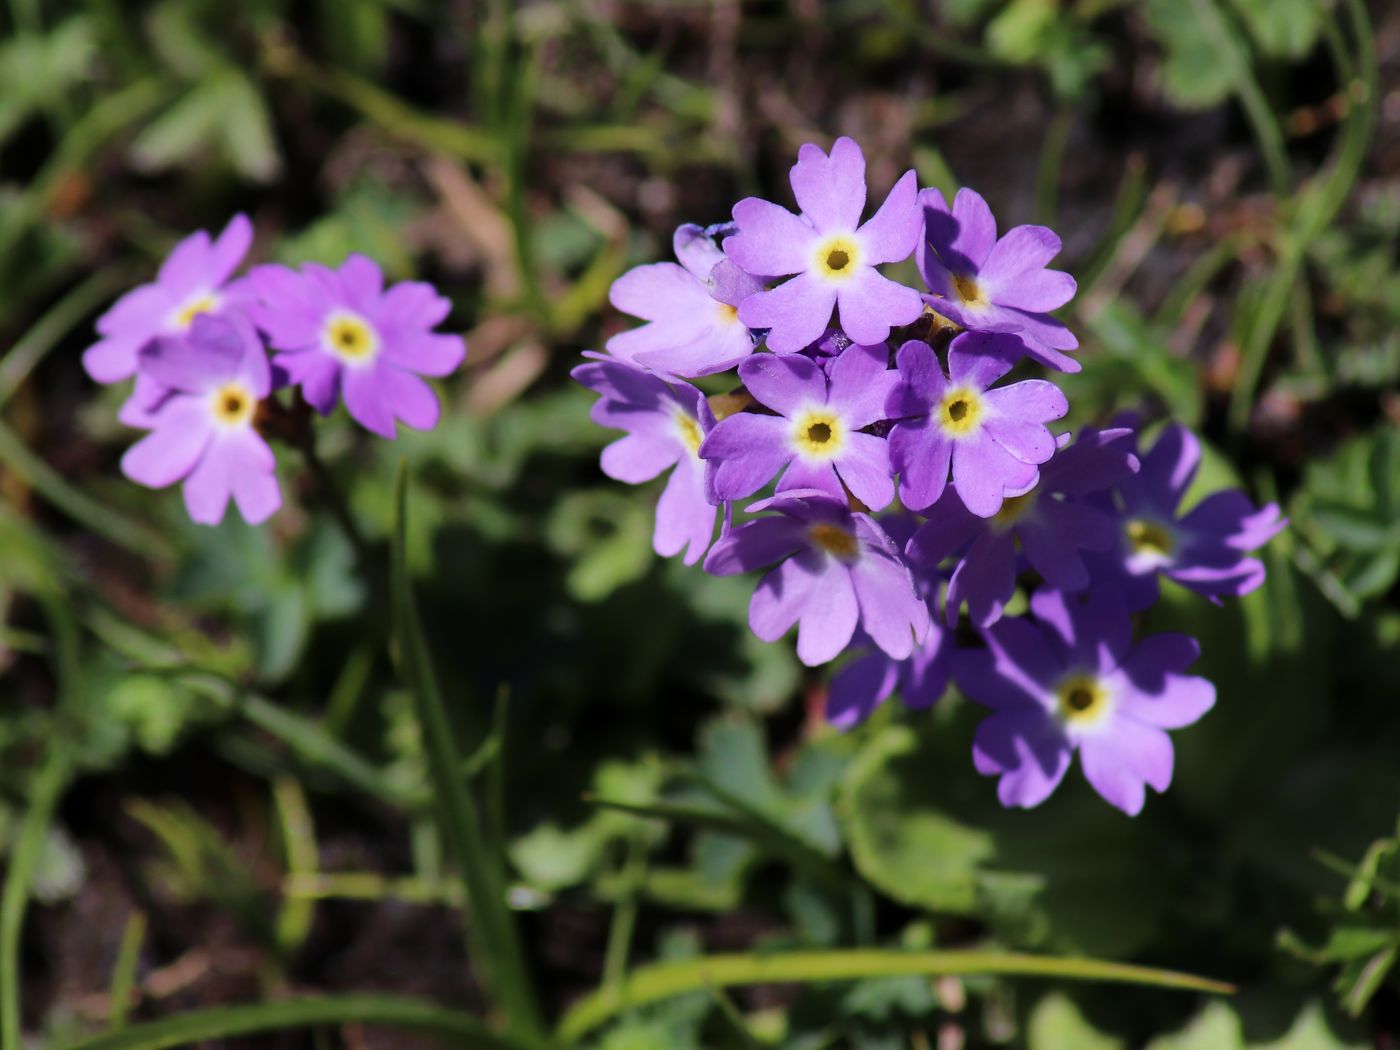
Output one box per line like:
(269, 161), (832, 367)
(725, 137), (923, 353)
(120, 313), (281, 526)
(84, 214), (255, 385)
(886, 332), (1067, 516)
(1084, 424), (1286, 610)
(606, 224), (762, 377)
(704, 490), (930, 666)
(908, 428), (1140, 627)
(917, 188), (1080, 373)
(247, 254), (465, 439)
(701, 342), (899, 510)
(827, 624), (951, 730)
(572, 357), (718, 565)
(955, 588), (1215, 815)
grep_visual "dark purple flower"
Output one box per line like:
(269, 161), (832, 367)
(1084, 424), (1286, 609)
(120, 313), (280, 526)
(726, 137), (923, 352)
(607, 223), (762, 377)
(247, 255), (465, 439)
(84, 214), (255, 385)
(917, 188), (1079, 373)
(908, 428), (1140, 627)
(701, 342), (899, 510)
(826, 622), (950, 730)
(704, 490), (930, 666)
(572, 357), (718, 565)
(886, 332), (1067, 516)
(955, 588), (1215, 815)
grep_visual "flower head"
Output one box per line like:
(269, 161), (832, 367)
(955, 588), (1215, 815)
(917, 188), (1079, 373)
(120, 313), (281, 526)
(704, 490), (930, 666)
(726, 137), (923, 352)
(1084, 424), (1286, 609)
(886, 332), (1066, 516)
(572, 357), (718, 565)
(84, 214), (254, 385)
(606, 223), (762, 377)
(908, 428), (1140, 627)
(248, 254), (465, 438)
(701, 342), (899, 510)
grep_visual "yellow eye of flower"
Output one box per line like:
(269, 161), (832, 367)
(791, 409), (845, 460)
(1126, 519), (1174, 558)
(715, 302), (740, 325)
(1056, 674), (1111, 726)
(210, 382), (255, 426)
(938, 387), (984, 436)
(814, 235), (861, 280)
(809, 523), (859, 561)
(952, 273), (988, 308)
(174, 293), (219, 330)
(324, 313), (379, 363)
(675, 413), (703, 455)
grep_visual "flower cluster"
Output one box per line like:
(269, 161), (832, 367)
(576, 138), (1285, 816)
(84, 216), (466, 525)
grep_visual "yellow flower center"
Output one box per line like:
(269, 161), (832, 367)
(675, 412), (703, 455)
(791, 408), (846, 460)
(938, 387), (984, 437)
(210, 381), (255, 427)
(951, 273), (988, 308)
(814, 235), (861, 281)
(993, 491), (1037, 529)
(1126, 519), (1174, 558)
(173, 292), (220, 331)
(715, 302), (740, 325)
(324, 312), (379, 364)
(809, 523), (859, 561)
(1056, 674), (1112, 727)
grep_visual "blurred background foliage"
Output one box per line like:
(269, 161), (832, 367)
(1, 0), (1399, 1047)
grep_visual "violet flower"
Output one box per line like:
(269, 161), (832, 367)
(572, 357), (718, 566)
(701, 342), (899, 510)
(886, 332), (1067, 516)
(955, 588), (1215, 815)
(704, 490), (930, 666)
(120, 313), (281, 526)
(908, 428), (1140, 627)
(1084, 424), (1286, 609)
(247, 254), (465, 438)
(725, 137), (923, 352)
(606, 223), (762, 377)
(917, 188), (1079, 373)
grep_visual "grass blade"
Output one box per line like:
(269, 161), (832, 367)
(557, 948), (1235, 1043)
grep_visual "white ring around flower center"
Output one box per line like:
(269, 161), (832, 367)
(790, 406), (846, 461)
(322, 310), (381, 366)
(812, 234), (862, 282)
(209, 380), (256, 429)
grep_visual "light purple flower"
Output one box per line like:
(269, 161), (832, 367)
(247, 254), (465, 439)
(955, 587), (1215, 815)
(606, 223), (762, 377)
(120, 313), (281, 526)
(572, 357), (718, 566)
(886, 332), (1067, 516)
(84, 214), (255, 386)
(701, 342), (899, 510)
(725, 137), (923, 353)
(704, 490), (930, 666)
(1084, 424), (1286, 610)
(908, 428), (1140, 627)
(917, 188), (1080, 373)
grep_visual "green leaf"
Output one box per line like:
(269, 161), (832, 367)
(1145, 0), (1239, 107)
(1228, 0), (1321, 58)
(1029, 992), (1125, 1050)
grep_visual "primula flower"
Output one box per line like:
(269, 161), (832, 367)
(908, 428), (1139, 627)
(701, 342), (899, 510)
(886, 332), (1067, 516)
(917, 188), (1079, 373)
(248, 255), (465, 438)
(84, 214), (255, 385)
(827, 624), (950, 730)
(1085, 424), (1286, 609)
(726, 137), (922, 352)
(120, 313), (281, 526)
(955, 587), (1215, 815)
(704, 490), (930, 666)
(606, 223), (762, 377)
(572, 357), (718, 565)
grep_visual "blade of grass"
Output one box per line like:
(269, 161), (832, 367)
(106, 911), (146, 1032)
(557, 948), (1235, 1043)
(273, 776), (318, 953)
(58, 996), (527, 1050)
(391, 462), (546, 1046)
(0, 270), (125, 410)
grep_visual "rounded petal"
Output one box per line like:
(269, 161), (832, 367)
(796, 562), (860, 666)
(834, 431), (895, 511)
(120, 399), (213, 488)
(1078, 720), (1174, 815)
(704, 516), (808, 575)
(950, 188), (998, 269)
(947, 330), (1019, 390)
(341, 364), (399, 438)
(826, 341), (898, 427)
(855, 169), (920, 264)
(654, 456), (716, 565)
(727, 197), (819, 277)
(739, 272), (837, 354)
(889, 421), (952, 512)
(701, 412), (792, 500)
(827, 651), (900, 730)
(951, 436), (1039, 518)
(972, 710), (1071, 809)
(601, 432), (682, 484)
(749, 552), (822, 641)
(833, 269), (923, 347)
(790, 137), (867, 234)
(737, 351), (829, 416)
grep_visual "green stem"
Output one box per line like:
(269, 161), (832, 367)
(1034, 107), (1074, 228)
